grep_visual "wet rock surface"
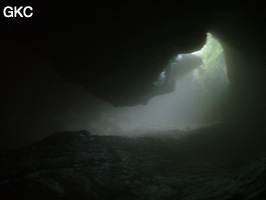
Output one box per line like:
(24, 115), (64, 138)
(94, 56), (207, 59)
(1, 129), (266, 200)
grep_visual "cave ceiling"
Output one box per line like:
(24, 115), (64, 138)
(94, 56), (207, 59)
(2, 1), (265, 106)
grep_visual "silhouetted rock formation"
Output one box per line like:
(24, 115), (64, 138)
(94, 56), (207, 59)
(1, 1), (265, 126)
(1, 2), (266, 198)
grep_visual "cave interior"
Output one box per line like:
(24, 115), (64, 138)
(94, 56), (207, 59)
(0, 1), (266, 199)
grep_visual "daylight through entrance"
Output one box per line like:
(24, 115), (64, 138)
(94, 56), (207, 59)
(88, 33), (229, 136)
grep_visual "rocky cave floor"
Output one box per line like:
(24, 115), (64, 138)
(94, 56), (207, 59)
(1, 126), (266, 200)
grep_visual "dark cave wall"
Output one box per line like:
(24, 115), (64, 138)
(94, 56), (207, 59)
(211, 8), (266, 129)
(0, 1), (265, 149)
(220, 43), (265, 128)
(1, 0), (210, 106)
(36, 1), (265, 114)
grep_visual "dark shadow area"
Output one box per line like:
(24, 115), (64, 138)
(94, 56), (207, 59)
(0, 1), (266, 199)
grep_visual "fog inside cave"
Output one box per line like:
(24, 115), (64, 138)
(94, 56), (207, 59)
(86, 33), (229, 136)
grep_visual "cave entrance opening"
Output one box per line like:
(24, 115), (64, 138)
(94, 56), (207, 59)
(88, 33), (229, 136)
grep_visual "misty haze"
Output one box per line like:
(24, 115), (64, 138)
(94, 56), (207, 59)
(86, 33), (229, 136)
